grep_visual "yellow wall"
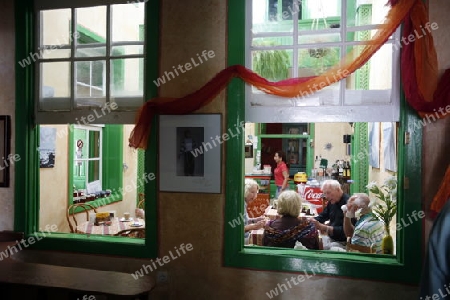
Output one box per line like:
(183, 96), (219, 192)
(38, 124), (139, 233)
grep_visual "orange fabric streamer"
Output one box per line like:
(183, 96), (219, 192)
(410, 0), (438, 103)
(129, 0), (418, 149)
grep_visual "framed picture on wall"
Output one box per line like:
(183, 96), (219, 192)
(159, 114), (222, 193)
(0, 115), (11, 187)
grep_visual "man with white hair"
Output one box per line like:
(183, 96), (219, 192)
(343, 193), (385, 253)
(310, 179), (352, 242)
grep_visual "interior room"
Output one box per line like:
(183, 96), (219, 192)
(1, 0), (450, 299)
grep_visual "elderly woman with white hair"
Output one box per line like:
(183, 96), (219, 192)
(263, 190), (319, 249)
(243, 179), (266, 243)
(342, 193), (385, 253)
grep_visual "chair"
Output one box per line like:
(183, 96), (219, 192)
(137, 193), (145, 209)
(345, 237), (376, 253)
(114, 228), (145, 238)
(247, 193), (270, 218)
(67, 203), (97, 233)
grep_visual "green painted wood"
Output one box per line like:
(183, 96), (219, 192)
(225, 0), (422, 284)
(15, 0), (160, 259)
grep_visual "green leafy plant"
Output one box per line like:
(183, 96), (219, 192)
(366, 176), (397, 236)
(252, 41), (291, 82)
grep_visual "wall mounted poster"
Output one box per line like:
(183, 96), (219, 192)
(40, 127), (56, 168)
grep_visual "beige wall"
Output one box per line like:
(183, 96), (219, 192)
(2, 0), (450, 299)
(38, 125), (139, 233)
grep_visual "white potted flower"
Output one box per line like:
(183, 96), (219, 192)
(366, 176), (397, 254)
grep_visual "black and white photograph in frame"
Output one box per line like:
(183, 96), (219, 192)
(39, 127), (57, 168)
(159, 114), (221, 193)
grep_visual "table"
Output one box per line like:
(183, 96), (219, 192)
(0, 260), (155, 299)
(264, 205), (317, 220)
(76, 217), (145, 235)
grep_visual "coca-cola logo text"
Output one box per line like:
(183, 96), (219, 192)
(304, 189), (323, 199)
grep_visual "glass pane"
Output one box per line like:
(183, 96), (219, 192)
(76, 47), (107, 58)
(252, 49), (292, 81)
(75, 6), (106, 57)
(299, 0), (341, 31)
(39, 62), (71, 111)
(88, 160), (100, 183)
(252, 0), (294, 33)
(111, 4), (145, 42)
(111, 58), (144, 98)
(298, 46), (340, 75)
(111, 45), (144, 56)
(344, 43), (393, 105)
(89, 130), (100, 159)
(347, 0), (390, 28)
(75, 60), (106, 102)
(40, 9), (72, 59)
(298, 31), (340, 45)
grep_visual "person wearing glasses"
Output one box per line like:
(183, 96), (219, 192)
(309, 179), (354, 242)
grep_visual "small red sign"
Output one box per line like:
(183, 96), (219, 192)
(303, 187), (324, 214)
(77, 139), (84, 148)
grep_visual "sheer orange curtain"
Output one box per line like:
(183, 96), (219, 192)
(129, 0), (446, 150)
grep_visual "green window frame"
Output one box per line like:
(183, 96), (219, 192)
(14, 0), (159, 259)
(69, 125), (124, 207)
(225, 0), (422, 284)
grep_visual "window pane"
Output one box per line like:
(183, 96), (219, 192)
(252, 0), (294, 33)
(344, 43), (393, 105)
(75, 6), (106, 57)
(111, 45), (144, 56)
(252, 49), (292, 81)
(111, 4), (145, 42)
(40, 9), (72, 59)
(88, 160), (100, 183)
(298, 46), (340, 75)
(75, 60), (106, 108)
(110, 58), (144, 108)
(89, 130), (101, 159)
(39, 62), (71, 111)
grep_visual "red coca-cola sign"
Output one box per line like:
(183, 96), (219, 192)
(303, 187), (324, 214)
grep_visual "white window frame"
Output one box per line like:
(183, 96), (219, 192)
(74, 124), (104, 190)
(245, 0), (401, 123)
(34, 0), (146, 125)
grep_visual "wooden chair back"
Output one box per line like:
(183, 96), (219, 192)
(247, 193), (270, 218)
(114, 228), (145, 238)
(137, 193), (145, 209)
(67, 203), (97, 233)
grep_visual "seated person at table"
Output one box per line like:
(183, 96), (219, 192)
(244, 179), (266, 244)
(263, 190), (319, 249)
(310, 180), (353, 242)
(342, 193), (384, 253)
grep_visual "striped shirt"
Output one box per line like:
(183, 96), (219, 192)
(351, 213), (385, 253)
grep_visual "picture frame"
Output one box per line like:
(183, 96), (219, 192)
(0, 115), (11, 187)
(159, 114), (222, 193)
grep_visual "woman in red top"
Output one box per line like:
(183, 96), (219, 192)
(274, 150), (289, 198)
